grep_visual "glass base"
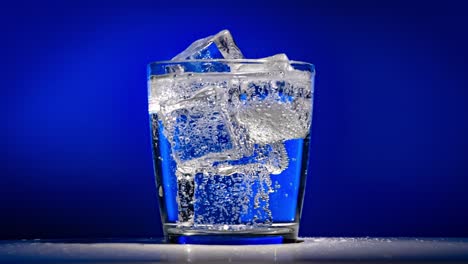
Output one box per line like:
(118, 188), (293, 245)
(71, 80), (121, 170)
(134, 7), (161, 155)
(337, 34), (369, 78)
(164, 223), (299, 245)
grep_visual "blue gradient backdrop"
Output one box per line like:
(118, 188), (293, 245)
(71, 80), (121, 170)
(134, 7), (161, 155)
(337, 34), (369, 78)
(1, 0), (468, 239)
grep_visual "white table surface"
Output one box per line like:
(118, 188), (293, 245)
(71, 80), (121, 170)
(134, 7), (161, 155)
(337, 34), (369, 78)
(1, 237), (468, 263)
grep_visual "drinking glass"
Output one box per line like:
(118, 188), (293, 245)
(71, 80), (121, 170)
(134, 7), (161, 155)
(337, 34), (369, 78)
(148, 60), (315, 244)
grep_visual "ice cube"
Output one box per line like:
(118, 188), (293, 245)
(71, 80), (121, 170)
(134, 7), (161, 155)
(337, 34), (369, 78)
(260, 53), (294, 71)
(229, 52), (312, 140)
(237, 97), (311, 143)
(160, 86), (231, 164)
(172, 30), (244, 60)
(193, 163), (274, 226)
(232, 53), (293, 73)
(157, 83), (251, 172)
(211, 142), (288, 175)
(231, 76), (313, 144)
(194, 171), (252, 225)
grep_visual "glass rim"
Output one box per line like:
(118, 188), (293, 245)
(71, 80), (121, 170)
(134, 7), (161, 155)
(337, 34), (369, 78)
(148, 59), (314, 67)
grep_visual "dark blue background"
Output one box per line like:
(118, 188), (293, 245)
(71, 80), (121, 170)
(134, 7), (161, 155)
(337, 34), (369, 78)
(2, 0), (468, 239)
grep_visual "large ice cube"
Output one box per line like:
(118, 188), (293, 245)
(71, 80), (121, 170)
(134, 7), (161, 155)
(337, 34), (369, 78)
(160, 86), (229, 163)
(227, 54), (312, 143)
(230, 75), (313, 144)
(172, 30), (244, 60)
(156, 82), (251, 172)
